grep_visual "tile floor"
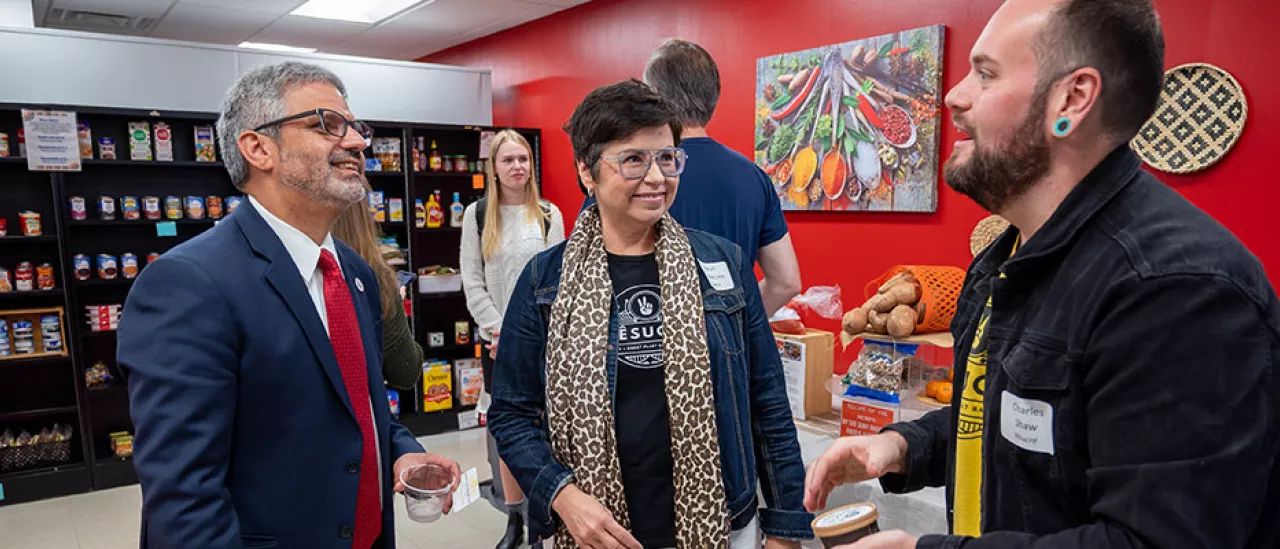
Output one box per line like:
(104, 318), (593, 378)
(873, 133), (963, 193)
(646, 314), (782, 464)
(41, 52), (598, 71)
(0, 428), (512, 549)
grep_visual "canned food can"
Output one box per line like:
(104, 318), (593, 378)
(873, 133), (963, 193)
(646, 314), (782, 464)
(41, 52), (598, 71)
(97, 254), (118, 280)
(73, 254), (91, 280)
(99, 196), (117, 221)
(121, 253), (139, 279)
(207, 196), (224, 219)
(36, 263), (56, 290)
(19, 211), (42, 236)
(186, 196), (205, 220)
(13, 320), (33, 336)
(143, 196), (162, 220)
(226, 196), (243, 214)
(15, 261), (34, 291)
(146, 252), (161, 264)
(69, 196), (88, 220)
(122, 196), (140, 220)
(0, 267), (10, 292)
(165, 196), (183, 220)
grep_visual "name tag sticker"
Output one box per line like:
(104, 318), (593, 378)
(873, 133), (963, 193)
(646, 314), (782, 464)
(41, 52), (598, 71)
(698, 261), (734, 291)
(1000, 390), (1055, 455)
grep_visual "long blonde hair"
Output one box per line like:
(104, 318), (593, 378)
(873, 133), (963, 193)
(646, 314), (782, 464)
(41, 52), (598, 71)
(481, 129), (549, 261)
(333, 194), (402, 321)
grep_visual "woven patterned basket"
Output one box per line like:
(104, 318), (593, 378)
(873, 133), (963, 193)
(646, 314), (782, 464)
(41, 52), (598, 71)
(969, 215), (1010, 257)
(0, 438), (72, 472)
(865, 265), (966, 333)
(1130, 63), (1248, 174)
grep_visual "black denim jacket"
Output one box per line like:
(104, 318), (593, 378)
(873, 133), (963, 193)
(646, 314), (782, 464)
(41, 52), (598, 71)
(882, 148), (1280, 549)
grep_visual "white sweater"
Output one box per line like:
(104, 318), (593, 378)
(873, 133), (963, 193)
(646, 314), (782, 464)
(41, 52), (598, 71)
(460, 201), (565, 343)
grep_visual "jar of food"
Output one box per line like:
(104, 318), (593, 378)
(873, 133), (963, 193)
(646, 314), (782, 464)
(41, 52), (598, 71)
(453, 155), (468, 173)
(19, 211), (42, 236)
(812, 503), (880, 548)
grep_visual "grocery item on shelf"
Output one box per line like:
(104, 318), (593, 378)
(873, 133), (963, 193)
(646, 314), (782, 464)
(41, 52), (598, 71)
(429, 140), (442, 172)
(0, 267), (11, 292)
(121, 253), (139, 279)
(14, 262), (33, 291)
(72, 255), (90, 280)
(69, 196), (87, 220)
(186, 196), (205, 220)
(389, 198), (404, 223)
(99, 196), (116, 221)
(98, 137), (116, 160)
(109, 431), (133, 458)
(194, 126), (217, 162)
(77, 122), (93, 160)
(97, 254), (118, 280)
(842, 266), (965, 339)
(128, 121), (152, 161)
(226, 196), (243, 214)
(85, 361), (113, 390)
(208, 196), (224, 219)
(122, 196), (140, 220)
(414, 199), (426, 228)
(85, 304), (122, 332)
(36, 263), (55, 290)
(0, 424), (74, 472)
(449, 192), (463, 228)
(0, 132), (9, 157)
(154, 122), (174, 162)
(18, 211), (41, 236)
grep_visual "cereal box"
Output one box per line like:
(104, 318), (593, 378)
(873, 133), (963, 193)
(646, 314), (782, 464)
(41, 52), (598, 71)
(77, 122), (93, 159)
(422, 360), (453, 412)
(194, 126), (217, 162)
(456, 359), (483, 406)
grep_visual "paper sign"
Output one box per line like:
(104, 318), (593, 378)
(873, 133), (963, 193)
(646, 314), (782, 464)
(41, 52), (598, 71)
(457, 409), (479, 430)
(472, 174), (484, 189)
(450, 468), (482, 512)
(840, 399), (897, 437)
(22, 110), (82, 172)
(0, 483), (5, 501)
(479, 131), (495, 159)
(155, 222), (177, 237)
(777, 339), (808, 419)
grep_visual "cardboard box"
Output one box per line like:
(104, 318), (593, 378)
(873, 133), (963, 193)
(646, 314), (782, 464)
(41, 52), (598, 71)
(774, 329), (835, 420)
(422, 360), (453, 412)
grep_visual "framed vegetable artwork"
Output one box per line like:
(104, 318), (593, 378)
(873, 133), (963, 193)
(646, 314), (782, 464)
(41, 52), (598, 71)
(755, 25), (945, 212)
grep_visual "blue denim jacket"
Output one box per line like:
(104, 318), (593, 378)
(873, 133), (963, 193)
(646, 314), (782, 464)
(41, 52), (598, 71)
(488, 227), (815, 542)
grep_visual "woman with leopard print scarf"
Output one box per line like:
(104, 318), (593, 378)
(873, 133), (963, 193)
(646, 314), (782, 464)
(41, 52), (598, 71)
(487, 80), (814, 549)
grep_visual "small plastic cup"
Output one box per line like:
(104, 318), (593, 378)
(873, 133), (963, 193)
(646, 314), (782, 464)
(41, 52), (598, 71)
(400, 463), (455, 523)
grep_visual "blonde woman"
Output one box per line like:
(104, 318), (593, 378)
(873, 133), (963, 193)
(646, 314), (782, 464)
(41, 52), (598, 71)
(461, 129), (564, 549)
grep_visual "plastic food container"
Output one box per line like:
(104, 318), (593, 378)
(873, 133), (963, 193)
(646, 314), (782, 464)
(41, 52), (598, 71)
(812, 502), (880, 548)
(400, 463), (454, 523)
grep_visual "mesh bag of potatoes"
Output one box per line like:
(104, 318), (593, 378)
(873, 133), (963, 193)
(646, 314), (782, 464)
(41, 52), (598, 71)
(842, 265), (966, 341)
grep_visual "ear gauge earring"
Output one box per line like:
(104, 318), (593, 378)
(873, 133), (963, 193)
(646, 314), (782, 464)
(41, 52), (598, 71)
(1053, 117), (1072, 137)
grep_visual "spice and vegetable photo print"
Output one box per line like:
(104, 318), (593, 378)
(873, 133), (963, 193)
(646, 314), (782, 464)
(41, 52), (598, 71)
(754, 25), (944, 212)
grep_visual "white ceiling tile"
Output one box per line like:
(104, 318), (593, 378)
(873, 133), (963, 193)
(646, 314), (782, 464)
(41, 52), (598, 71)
(180, 0), (307, 16)
(150, 4), (280, 44)
(392, 0), (535, 33)
(50, 0), (173, 18)
(248, 15), (371, 49)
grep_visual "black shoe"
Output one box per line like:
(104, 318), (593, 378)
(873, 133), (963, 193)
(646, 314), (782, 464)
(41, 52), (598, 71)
(496, 509), (525, 549)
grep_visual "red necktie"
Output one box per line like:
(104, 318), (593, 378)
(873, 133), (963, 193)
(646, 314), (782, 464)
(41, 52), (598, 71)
(318, 249), (381, 549)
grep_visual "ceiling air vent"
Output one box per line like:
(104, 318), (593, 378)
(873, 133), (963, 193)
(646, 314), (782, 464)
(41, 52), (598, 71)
(45, 7), (158, 35)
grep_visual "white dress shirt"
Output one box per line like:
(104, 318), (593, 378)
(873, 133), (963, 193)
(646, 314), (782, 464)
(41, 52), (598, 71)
(247, 195), (385, 504)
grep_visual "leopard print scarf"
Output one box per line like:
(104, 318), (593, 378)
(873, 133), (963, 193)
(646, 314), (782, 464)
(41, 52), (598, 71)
(545, 205), (729, 548)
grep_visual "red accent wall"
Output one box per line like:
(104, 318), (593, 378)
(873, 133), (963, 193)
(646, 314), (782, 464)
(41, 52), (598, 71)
(424, 0), (1280, 342)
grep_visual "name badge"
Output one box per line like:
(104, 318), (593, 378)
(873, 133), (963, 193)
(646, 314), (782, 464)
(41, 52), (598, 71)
(1000, 390), (1055, 455)
(698, 261), (734, 291)
(354, 278), (365, 293)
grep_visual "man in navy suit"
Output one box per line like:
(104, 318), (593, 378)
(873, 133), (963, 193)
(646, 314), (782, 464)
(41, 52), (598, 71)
(119, 61), (459, 549)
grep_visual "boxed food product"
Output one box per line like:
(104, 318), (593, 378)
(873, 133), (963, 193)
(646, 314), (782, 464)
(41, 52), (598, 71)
(456, 359), (483, 406)
(154, 122), (174, 162)
(388, 198), (404, 223)
(422, 360), (453, 412)
(194, 126), (217, 162)
(98, 137), (116, 160)
(0, 132), (9, 157)
(128, 122), (152, 161)
(369, 191), (385, 222)
(77, 122), (93, 159)
(774, 329), (836, 419)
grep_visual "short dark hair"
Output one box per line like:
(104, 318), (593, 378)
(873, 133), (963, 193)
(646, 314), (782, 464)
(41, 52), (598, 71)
(563, 79), (683, 195)
(643, 39), (721, 127)
(1033, 0), (1165, 142)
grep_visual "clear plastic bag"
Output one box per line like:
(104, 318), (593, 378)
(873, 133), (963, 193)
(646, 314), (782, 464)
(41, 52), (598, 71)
(789, 285), (844, 320)
(843, 340), (918, 394)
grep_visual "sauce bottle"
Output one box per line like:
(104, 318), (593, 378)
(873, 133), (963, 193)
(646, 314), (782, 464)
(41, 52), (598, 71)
(426, 192), (444, 228)
(449, 192), (464, 228)
(414, 199), (426, 228)
(429, 140), (443, 172)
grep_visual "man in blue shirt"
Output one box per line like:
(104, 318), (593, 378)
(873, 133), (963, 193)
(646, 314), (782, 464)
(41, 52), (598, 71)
(581, 39), (801, 315)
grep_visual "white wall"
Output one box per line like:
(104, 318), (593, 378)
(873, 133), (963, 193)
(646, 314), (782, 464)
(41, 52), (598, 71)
(0, 26), (492, 125)
(0, 0), (34, 28)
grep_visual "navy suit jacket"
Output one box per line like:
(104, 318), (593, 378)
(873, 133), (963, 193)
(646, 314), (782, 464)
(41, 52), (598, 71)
(119, 200), (424, 549)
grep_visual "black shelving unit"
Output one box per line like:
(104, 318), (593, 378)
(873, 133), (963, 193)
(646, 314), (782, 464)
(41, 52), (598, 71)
(2, 102), (541, 503)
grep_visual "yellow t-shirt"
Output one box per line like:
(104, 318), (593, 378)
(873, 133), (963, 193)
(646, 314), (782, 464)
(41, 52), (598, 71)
(953, 240), (1016, 537)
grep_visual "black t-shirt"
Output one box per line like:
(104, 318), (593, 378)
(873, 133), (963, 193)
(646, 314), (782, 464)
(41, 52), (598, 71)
(607, 252), (677, 548)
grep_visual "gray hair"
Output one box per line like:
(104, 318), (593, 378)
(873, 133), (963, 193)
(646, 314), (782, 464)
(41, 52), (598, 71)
(216, 61), (348, 189)
(642, 39), (721, 128)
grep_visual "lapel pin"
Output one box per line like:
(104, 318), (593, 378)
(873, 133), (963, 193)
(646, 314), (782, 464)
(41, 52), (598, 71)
(355, 278), (365, 293)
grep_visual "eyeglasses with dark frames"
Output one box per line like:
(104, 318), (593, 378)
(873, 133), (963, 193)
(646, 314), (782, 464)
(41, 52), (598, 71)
(252, 108), (374, 147)
(600, 147), (687, 180)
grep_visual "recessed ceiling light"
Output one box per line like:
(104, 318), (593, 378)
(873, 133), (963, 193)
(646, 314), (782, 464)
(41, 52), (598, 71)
(290, 0), (434, 25)
(238, 41), (318, 54)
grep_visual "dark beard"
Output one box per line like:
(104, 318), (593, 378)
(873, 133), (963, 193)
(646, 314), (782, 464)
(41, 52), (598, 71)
(944, 89), (1052, 213)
